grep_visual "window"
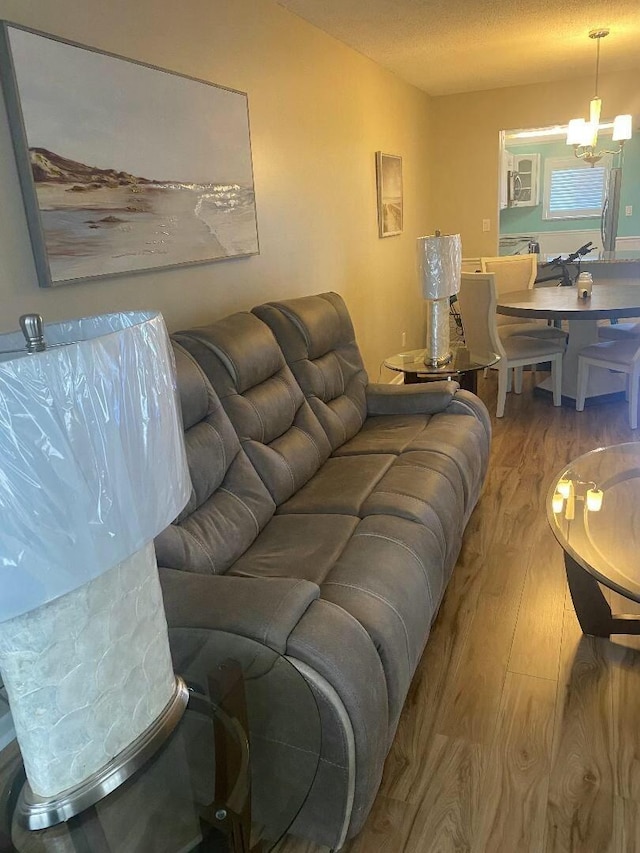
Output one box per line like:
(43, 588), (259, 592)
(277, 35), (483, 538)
(543, 157), (609, 220)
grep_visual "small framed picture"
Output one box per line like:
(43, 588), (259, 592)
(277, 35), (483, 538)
(375, 152), (403, 237)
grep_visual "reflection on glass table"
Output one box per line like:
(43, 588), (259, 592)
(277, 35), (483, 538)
(384, 342), (499, 394)
(547, 442), (640, 637)
(0, 642), (320, 853)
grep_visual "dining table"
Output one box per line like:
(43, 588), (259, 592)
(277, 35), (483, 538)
(496, 282), (640, 404)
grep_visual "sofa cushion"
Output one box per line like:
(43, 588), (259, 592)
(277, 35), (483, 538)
(361, 450), (465, 559)
(331, 413), (431, 456)
(253, 292), (368, 451)
(154, 344), (276, 574)
(404, 412), (491, 521)
(277, 454), (394, 515)
(174, 314), (332, 505)
(228, 514), (359, 585)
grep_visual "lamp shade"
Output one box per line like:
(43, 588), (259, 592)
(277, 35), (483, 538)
(612, 114), (633, 142)
(566, 118), (587, 145)
(0, 310), (190, 623)
(0, 310), (191, 810)
(417, 234), (462, 300)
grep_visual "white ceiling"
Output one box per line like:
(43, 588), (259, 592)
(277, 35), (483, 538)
(278, 0), (640, 96)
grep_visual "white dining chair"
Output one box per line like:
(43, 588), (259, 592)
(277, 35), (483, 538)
(576, 339), (640, 428)
(458, 272), (563, 417)
(598, 321), (640, 341)
(480, 254), (567, 344)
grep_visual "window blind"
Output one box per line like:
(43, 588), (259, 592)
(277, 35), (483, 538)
(543, 158), (608, 220)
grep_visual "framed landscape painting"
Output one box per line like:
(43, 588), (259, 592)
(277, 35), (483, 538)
(0, 23), (259, 287)
(376, 151), (403, 237)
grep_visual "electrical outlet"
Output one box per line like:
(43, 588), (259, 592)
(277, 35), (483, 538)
(626, 205), (633, 216)
(482, 219), (491, 232)
(401, 331), (407, 347)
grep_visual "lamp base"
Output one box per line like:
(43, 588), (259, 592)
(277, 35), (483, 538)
(16, 676), (189, 830)
(424, 350), (453, 368)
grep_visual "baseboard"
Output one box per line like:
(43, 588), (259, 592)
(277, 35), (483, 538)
(615, 236), (640, 251)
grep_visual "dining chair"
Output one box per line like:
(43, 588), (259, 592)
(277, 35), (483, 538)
(458, 272), (563, 417)
(598, 320), (640, 341)
(480, 254), (567, 344)
(576, 339), (640, 428)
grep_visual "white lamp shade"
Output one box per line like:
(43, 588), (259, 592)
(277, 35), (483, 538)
(567, 119), (586, 145)
(0, 311), (190, 623)
(417, 234), (462, 299)
(613, 114), (633, 142)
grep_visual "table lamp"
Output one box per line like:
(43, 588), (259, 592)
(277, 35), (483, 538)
(0, 310), (191, 829)
(417, 231), (462, 366)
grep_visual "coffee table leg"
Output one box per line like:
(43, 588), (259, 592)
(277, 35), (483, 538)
(565, 553), (640, 637)
(564, 553), (614, 637)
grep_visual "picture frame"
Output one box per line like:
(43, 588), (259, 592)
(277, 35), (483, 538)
(375, 151), (403, 237)
(0, 23), (260, 288)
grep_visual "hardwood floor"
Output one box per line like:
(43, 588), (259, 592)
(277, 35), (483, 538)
(275, 372), (640, 853)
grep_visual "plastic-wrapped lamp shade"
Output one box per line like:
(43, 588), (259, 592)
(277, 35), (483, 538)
(418, 234), (462, 365)
(417, 234), (462, 300)
(0, 310), (190, 623)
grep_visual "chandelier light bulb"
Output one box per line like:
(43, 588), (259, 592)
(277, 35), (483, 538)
(552, 492), (565, 514)
(557, 478), (572, 499)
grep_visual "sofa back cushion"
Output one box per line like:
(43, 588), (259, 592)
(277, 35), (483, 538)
(173, 313), (332, 505)
(252, 292), (368, 451)
(154, 343), (276, 574)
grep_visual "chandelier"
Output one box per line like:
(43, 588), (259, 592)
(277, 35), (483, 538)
(566, 28), (632, 167)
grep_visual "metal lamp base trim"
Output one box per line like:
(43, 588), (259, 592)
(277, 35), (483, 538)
(16, 676), (189, 830)
(424, 351), (453, 367)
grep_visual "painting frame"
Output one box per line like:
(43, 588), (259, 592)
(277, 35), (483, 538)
(0, 22), (260, 288)
(375, 151), (403, 238)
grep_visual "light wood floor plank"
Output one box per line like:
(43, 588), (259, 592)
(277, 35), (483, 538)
(342, 795), (416, 853)
(610, 642), (640, 801)
(613, 795), (640, 853)
(508, 525), (566, 681)
(473, 671), (556, 853)
(400, 734), (483, 853)
(545, 611), (616, 852)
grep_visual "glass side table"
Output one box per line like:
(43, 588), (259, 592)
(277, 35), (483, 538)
(0, 643), (320, 853)
(384, 343), (499, 394)
(547, 442), (640, 638)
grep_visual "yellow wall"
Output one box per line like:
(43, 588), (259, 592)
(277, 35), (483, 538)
(0, 0), (434, 374)
(431, 70), (640, 257)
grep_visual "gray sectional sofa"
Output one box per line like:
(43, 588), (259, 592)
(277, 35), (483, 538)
(155, 291), (491, 850)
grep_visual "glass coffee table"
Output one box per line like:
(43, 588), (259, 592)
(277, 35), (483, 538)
(384, 343), (499, 394)
(547, 442), (640, 637)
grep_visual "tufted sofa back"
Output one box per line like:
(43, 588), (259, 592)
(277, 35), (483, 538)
(252, 292), (368, 452)
(154, 343), (276, 574)
(173, 313), (332, 506)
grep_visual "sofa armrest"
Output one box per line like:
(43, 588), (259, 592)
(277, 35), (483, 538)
(447, 388), (492, 443)
(365, 380), (458, 416)
(159, 568), (320, 654)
